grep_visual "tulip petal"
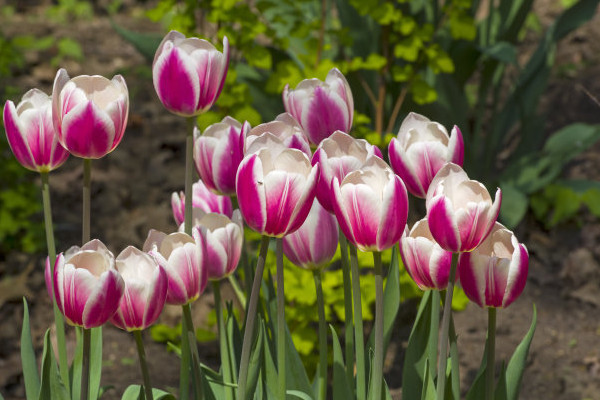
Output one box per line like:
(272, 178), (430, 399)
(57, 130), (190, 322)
(60, 101), (116, 159)
(82, 269), (124, 328)
(377, 175), (408, 250)
(427, 195), (460, 252)
(236, 154), (267, 233)
(302, 86), (350, 144)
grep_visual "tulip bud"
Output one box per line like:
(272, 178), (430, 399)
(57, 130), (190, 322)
(236, 147), (319, 237)
(283, 199), (338, 270)
(3, 89), (69, 172)
(172, 179), (233, 227)
(153, 31), (229, 116)
(195, 210), (244, 281)
(332, 157), (408, 252)
(245, 113), (311, 156)
(283, 68), (353, 145)
(388, 112), (464, 198)
(53, 240), (124, 328)
(426, 163), (501, 253)
(458, 223), (528, 308)
(194, 117), (249, 195)
(110, 246), (168, 331)
(400, 218), (453, 290)
(312, 130), (382, 213)
(52, 69), (129, 159)
(144, 230), (206, 305)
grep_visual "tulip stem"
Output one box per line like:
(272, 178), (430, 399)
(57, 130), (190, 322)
(82, 328), (91, 400)
(313, 270), (328, 400)
(133, 330), (154, 400)
(179, 304), (192, 400)
(40, 172), (70, 395)
(349, 244), (366, 400)
(238, 235), (271, 400)
(82, 158), (91, 244)
(182, 303), (203, 400)
(372, 251), (384, 400)
(227, 274), (247, 309)
(185, 117), (195, 236)
(276, 238), (287, 400)
(429, 290), (441, 379)
(486, 307), (497, 400)
(436, 252), (459, 399)
(339, 232), (355, 387)
(213, 281), (235, 400)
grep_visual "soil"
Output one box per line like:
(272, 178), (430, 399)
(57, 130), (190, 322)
(1, 1), (600, 400)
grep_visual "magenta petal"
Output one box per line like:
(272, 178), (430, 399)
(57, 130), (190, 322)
(427, 196), (460, 252)
(61, 101), (115, 158)
(502, 244), (528, 307)
(449, 126), (464, 166)
(458, 253), (485, 307)
(153, 46), (200, 115)
(82, 270), (124, 328)
(236, 154), (266, 233)
(3, 101), (35, 170)
(389, 138), (425, 198)
(376, 176), (408, 250)
(302, 86), (350, 144)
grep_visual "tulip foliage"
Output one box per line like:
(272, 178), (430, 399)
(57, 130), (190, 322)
(6, 26), (540, 400)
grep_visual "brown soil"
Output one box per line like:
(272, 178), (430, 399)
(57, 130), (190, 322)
(1, 1), (600, 399)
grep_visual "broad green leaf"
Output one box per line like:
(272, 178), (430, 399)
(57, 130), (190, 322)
(499, 183), (529, 229)
(483, 42), (517, 65)
(330, 325), (353, 400)
(582, 188), (600, 217)
(420, 360), (437, 400)
(20, 298), (40, 400)
(200, 363), (224, 400)
(287, 390), (314, 400)
(38, 330), (69, 400)
(504, 305), (537, 400)
(495, 363), (508, 400)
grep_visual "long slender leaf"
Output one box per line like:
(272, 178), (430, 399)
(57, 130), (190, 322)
(245, 319), (265, 400)
(505, 305), (537, 400)
(121, 385), (176, 400)
(420, 360), (436, 400)
(330, 325), (353, 400)
(38, 329), (69, 400)
(89, 327), (102, 400)
(71, 327), (83, 400)
(20, 298), (40, 400)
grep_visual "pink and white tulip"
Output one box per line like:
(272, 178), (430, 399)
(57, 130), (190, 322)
(144, 230), (206, 305)
(312, 130), (382, 213)
(52, 69), (129, 159)
(283, 68), (353, 145)
(111, 246), (168, 331)
(172, 179), (233, 227)
(426, 163), (501, 253)
(389, 112), (464, 198)
(153, 31), (229, 116)
(195, 210), (244, 280)
(283, 199), (338, 270)
(245, 113), (311, 156)
(332, 157), (408, 252)
(458, 223), (528, 308)
(193, 117), (249, 195)
(236, 147), (319, 237)
(400, 218), (453, 290)
(53, 239), (124, 328)
(3, 89), (69, 172)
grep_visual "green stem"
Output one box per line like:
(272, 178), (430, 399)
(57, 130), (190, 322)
(227, 274), (247, 309)
(40, 172), (70, 396)
(82, 328), (91, 400)
(486, 307), (497, 400)
(238, 235), (271, 400)
(213, 281), (235, 400)
(436, 252), (459, 399)
(313, 270), (327, 400)
(133, 330), (154, 400)
(276, 239), (286, 400)
(428, 290), (440, 379)
(185, 117), (196, 236)
(339, 232), (354, 387)
(372, 251), (384, 400)
(349, 244), (365, 400)
(179, 305), (192, 400)
(82, 159), (91, 244)
(182, 303), (203, 400)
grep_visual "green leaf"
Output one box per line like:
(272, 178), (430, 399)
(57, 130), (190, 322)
(495, 363), (508, 400)
(70, 328), (83, 400)
(38, 330), (69, 400)
(420, 360), (437, 400)
(465, 337), (489, 400)
(582, 188), (600, 217)
(504, 305), (537, 400)
(245, 319), (265, 400)
(499, 183), (529, 229)
(483, 42), (518, 65)
(287, 390), (314, 400)
(121, 385), (176, 400)
(402, 290), (436, 400)
(110, 21), (163, 62)
(330, 325), (353, 400)
(20, 298), (40, 400)
(89, 327), (103, 400)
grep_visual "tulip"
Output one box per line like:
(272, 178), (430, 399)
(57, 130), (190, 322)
(144, 230), (206, 305)
(388, 112), (464, 198)
(312, 130), (382, 213)
(53, 239), (124, 328)
(400, 218), (453, 290)
(153, 30), (229, 116)
(110, 246), (168, 331)
(172, 179), (233, 227)
(283, 68), (353, 145)
(195, 210), (244, 280)
(331, 157), (408, 252)
(426, 163), (501, 253)
(3, 89), (69, 172)
(236, 146), (319, 237)
(193, 117), (249, 195)
(458, 222), (528, 308)
(52, 69), (129, 159)
(283, 199), (338, 270)
(245, 113), (311, 156)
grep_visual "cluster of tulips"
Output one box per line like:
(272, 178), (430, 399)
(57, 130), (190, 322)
(4, 28), (532, 400)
